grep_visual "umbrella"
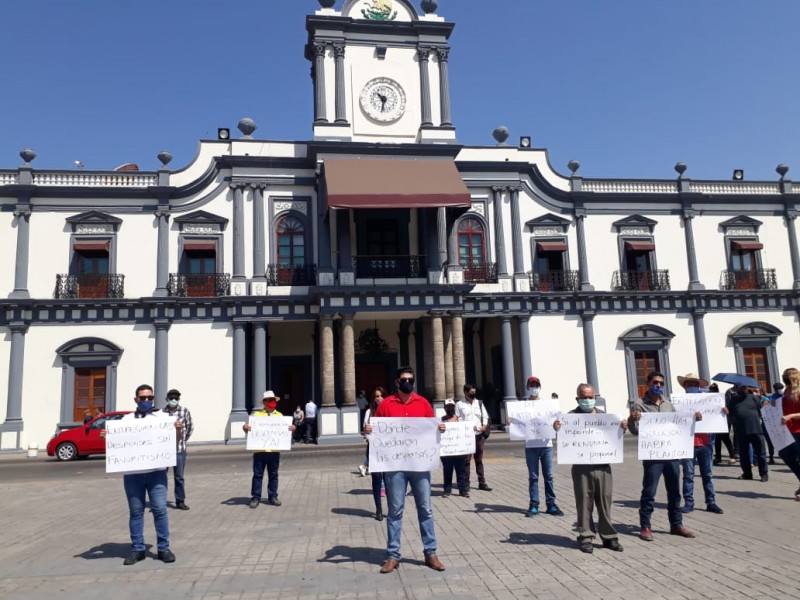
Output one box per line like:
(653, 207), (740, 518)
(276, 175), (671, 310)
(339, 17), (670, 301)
(711, 373), (760, 388)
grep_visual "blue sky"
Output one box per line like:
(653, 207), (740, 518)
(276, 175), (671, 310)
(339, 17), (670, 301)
(1, 0), (797, 181)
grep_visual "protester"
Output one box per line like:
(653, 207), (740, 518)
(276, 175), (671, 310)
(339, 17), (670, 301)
(728, 385), (768, 482)
(357, 390), (368, 429)
(441, 398), (469, 498)
(710, 382), (737, 465)
(455, 383), (492, 493)
(629, 371), (700, 541)
(675, 374), (724, 514)
(304, 398), (318, 443)
(243, 391), (296, 508)
(553, 383), (626, 553)
(292, 405), (305, 443)
(778, 368), (800, 501)
(764, 382), (785, 464)
(362, 386), (388, 520)
(520, 376), (563, 517)
(83, 408), (93, 424)
(162, 388), (193, 510)
(365, 366), (446, 574)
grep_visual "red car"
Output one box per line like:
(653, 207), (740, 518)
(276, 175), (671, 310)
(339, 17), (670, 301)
(46, 411), (131, 461)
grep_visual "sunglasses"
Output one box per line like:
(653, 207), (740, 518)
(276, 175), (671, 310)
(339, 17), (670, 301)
(398, 378), (415, 384)
(136, 396), (154, 401)
(650, 381), (665, 387)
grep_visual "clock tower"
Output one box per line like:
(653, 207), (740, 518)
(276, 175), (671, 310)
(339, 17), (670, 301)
(305, 0), (457, 144)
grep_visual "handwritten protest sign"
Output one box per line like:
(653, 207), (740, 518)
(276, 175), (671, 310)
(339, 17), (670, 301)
(506, 400), (560, 441)
(440, 421), (476, 457)
(368, 417), (440, 472)
(671, 393), (728, 433)
(637, 412), (695, 460)
(761, 399), (795, 451)
(245, 416), (292, 451)
(106, 415), (177, 474)
(556, 413), (625, 464)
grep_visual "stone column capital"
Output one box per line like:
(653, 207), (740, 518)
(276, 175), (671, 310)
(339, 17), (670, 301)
(8, 321), (29, 334)
(417, 46), (432, 61)
(332, 42), (346, 58)
(13, 205), (31, 218)
(313, 41), (327, 57)
(155, 207), (171, 219)
(153, 319), (172, 331)
(435, 47), (450, 62)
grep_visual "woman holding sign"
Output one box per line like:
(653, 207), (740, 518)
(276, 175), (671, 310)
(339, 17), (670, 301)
(778, 368), (800, 501)
(440, 399), (469, 498)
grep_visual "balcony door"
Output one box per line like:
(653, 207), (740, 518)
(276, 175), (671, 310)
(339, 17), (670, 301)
(183, 246), (216, 297)
(73, 244), (110, 299)
(730, 243), (759, 289)
(534, 240), (568, 290)
(458, 217), (487, 281)
(624, 240), (655, 290)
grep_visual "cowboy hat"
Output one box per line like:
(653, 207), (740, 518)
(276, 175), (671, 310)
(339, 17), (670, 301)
(677, 373), (709, 389)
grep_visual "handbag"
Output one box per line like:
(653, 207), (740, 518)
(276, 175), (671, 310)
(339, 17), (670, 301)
(479, 399), (491, 439)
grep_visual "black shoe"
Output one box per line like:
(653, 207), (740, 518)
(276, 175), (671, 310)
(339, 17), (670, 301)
(546, 505), (564, 516)
(267, 498), (282, 506)
(769, 457), (776, 465)
(442, 491), (451, 498)
(123, 551), (146, 566)
(478, 483), (493, 491)
(706, 504), (724, 514)
(681, 504), (694, 514)
(737, 474), (753, 480)
(602, 539), (623, 552)
(760, 474), (769, 482)
(578, 541), (593, 553)
(175, 501), (190, 510)
(459, 490), (470, 498)
(375, 509), (384, 521)
(249, 498), (260, 509)
(713, 459), (721, 465)
(157, 549), (176, 563)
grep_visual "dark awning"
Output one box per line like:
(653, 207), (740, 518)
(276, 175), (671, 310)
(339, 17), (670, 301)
(73, 241), (110, 251)
(731, 240), (763, 251)
(324, 158), (471, 209)
(625, 240), (656, 252)
(183, 242), (217, 251)
(536, 241), (568, 252)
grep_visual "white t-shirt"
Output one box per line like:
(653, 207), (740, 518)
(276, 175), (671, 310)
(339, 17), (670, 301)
(455, 398), (488, 434)
(304, 401), (317, 419)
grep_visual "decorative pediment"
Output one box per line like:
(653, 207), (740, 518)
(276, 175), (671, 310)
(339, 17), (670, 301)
(729, 321), (782, 339)
(525, 214), (571, 235)
(720, 216), (762, 236)
(174, 210), (228, 232)
(612, 215), (657, 235)
(619, 324), (675, 342)
(65, 211), (122, 233)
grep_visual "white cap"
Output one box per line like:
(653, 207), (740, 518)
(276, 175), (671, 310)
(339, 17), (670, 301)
(444, 398), (455, 406)
(262, 390), (276, 400)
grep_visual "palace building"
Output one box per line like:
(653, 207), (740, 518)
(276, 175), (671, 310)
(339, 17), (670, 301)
(2, 0), (799, 451)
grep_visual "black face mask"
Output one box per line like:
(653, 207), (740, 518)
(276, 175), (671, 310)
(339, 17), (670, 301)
(467, 392), (476, 399)
(398, 379), (414, 394)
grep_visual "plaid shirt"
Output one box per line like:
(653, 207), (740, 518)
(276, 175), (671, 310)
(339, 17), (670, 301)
(162, 405), (193, 452)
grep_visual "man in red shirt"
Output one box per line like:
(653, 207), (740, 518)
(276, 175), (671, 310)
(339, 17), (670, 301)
(367, 366), (446, 574)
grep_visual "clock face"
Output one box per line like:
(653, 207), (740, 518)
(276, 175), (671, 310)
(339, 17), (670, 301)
(359, 77), (406, 123)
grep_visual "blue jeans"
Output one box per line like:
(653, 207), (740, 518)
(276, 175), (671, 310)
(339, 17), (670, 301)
(524, 446), (555, 508)
(682, 444), (715, 508)
(640, 460), (682, 528)
(171, 451), (187, 502)
(384, 471), (437, 560)
(123, 469), (170, 552)
(251, 452), (280, 501)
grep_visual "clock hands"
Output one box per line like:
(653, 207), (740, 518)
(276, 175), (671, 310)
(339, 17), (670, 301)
(377, 92), (388, 112)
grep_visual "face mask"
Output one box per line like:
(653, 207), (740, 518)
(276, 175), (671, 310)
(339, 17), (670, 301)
(467, 392), (476, 399)
(578, 398), (596, 411)
(649, 385), (663, 396)
(528, 386), (540, 396)
(266, 401), (277, 412)
(137, 400), (154, 412)
(166, 399), (179, 408)
(398, 379), (414, 394)
(685, 386), (704, 394)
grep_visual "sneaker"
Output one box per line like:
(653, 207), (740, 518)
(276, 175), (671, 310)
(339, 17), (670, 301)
(267, 498), (282, 507)
(706, 504), (724, 514)
(760, 474), (769, 482)
(769, 457), (776, 465)
(442, 491), (451, 498)
(669, 525), (696, 538)
(639, 527), (653, 542)
(729, 458), (739, 465)
(680, 504), (694, 514)
(249, 498), (260, 509)
(459, 490), (470, 498)
(713, 458), (722, 466)
(602, 539), (623, 552)
(737, 474), (753, 480)
(157, 549), (176, 563)
(175, 501), (190, 511)
(578, 541), (593, 554)
(546, 505), (564, 516)
(123, 550), (146, 566)
(478, 483), (493, 491)
(358, 464), (367, 477)
(526, 506), (539, 517)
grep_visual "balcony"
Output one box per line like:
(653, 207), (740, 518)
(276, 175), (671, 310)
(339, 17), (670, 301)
(529, 270), (580, 292)
(55, 274), (125, 299)
(612, 270), (671, 292)
(720, 269), (777, 291)
(462, 262), (498, 283)
(353, 255), (425, 278)
(168, 273), (230, 297)
(266, 264), (317, 286)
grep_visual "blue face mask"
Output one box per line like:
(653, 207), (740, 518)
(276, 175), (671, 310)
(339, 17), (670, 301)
(137, 400), (154, 412)
(649, 385), (663, 396)
(685, 386), (708, 394)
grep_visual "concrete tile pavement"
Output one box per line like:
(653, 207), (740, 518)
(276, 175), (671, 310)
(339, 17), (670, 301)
(0, 436), (799, 600)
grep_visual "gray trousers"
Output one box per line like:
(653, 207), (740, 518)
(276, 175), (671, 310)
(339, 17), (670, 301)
(571, 464), (618, 542)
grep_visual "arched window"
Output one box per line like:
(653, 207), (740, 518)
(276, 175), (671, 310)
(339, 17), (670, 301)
(729, 322), (782, 392)
(458, 217), (489, 281)
(56, 338), (123, 425)
(276, 216), (306, 267)
(619, 325), (675, 404)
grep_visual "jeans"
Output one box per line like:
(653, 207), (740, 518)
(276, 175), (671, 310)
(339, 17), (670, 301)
(304, 417), (317, 442)
(682, 444), (715, 508)
(384, 470), (437, 560)
(123, 469), (170, 552)
(371, 472), (385, 511)
(777, 433), (800, 483)
(441, 455), (467, 493)
(171, 451), (187, 502)
(639, 460), (682, 528)
(524, 446), (555, 508)
(251, 452), (280, 501)
(738, 433), (767, 478)
(464, 434), (486, 488)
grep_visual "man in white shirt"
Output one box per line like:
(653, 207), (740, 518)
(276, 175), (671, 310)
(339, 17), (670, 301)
(303, 399), (318, 443)
(455, 383), (492, 492)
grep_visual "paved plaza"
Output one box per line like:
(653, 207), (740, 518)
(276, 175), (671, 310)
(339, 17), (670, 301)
(1, 435), (799, 600)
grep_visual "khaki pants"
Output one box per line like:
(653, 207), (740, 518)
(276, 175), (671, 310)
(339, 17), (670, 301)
(571, 464), (617, 541)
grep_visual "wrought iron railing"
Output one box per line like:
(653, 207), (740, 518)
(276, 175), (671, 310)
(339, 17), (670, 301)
(266, 264), (317, 286)
(720, 269), (777, 290)
(55, 274), (125, 299)
(167, 273), (231, 297)
(529, 270), (580, 292)
(462, 262), (498, 283)
(353, 255), (425, 278)
(612, 269), (671, 291)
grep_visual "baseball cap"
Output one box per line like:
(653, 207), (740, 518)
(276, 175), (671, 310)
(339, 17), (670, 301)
(526, 376), (541, 387)
(166, 388), (181, 399)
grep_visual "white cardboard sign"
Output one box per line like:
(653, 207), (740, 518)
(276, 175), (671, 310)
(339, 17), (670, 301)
(670, 393), (728, 433)
(439, 421), (476, 457)
(761, 399), (796, 452)
(506, 399), (560, 441)
(368, 417), (440, 472)
(246, 416), (293, 451)
(105, 415), (177, 474)
(637, 412), (695, 460)
(556, 413), (625, 465)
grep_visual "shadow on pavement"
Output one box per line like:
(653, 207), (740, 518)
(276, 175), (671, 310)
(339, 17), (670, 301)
(318, 544), (385, 565)
(472, 503), (527, 515)
(343, 488), (372, 495)
(331, 507), (376, 518)
(502, 532), (574, 549)
(220, 497), (253, 506)
(74, 542), (148, 560)
(719, 490), (781, 500)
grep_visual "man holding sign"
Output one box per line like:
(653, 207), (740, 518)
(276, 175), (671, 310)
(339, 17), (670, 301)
(553, 384), (626, 554)
(243, 391), (296, 509)
(365, 367), (446, 574)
